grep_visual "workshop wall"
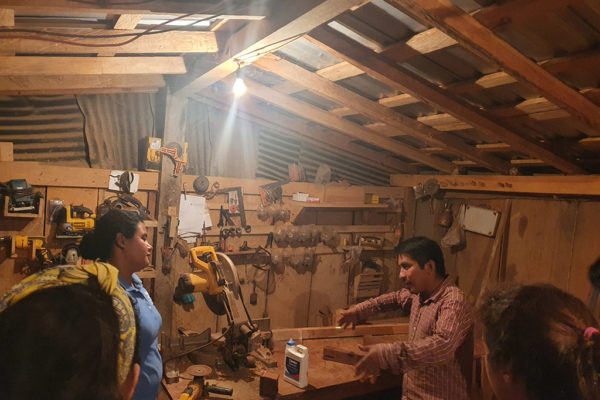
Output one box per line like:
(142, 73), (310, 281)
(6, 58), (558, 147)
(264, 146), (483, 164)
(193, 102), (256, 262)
(0, 163), (405, 333)
(413, 194), (600, 305)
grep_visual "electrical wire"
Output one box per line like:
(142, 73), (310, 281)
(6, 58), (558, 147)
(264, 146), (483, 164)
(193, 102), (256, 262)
(234, 32), (307, 64)
(0, 0), (234, 48)
(0, 13), (219, 48)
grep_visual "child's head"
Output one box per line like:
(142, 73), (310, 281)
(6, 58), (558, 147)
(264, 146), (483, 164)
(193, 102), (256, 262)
(479, 284), (600, 400)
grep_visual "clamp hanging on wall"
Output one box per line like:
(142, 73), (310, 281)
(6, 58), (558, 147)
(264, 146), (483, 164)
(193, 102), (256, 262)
(159, 142), (188, 176)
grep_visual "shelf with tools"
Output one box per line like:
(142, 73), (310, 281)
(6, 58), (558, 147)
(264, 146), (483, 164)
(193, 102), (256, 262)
(2, 196), (42, 218)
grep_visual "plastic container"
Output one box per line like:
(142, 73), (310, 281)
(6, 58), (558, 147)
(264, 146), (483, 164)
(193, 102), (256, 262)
(284, 342), (309, 388)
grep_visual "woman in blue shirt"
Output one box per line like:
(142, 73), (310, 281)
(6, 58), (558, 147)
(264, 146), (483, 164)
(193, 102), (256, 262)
(81, 209), (162, 400)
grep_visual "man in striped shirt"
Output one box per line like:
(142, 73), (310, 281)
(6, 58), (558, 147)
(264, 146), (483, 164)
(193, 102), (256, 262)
(338, 236), (473, 400)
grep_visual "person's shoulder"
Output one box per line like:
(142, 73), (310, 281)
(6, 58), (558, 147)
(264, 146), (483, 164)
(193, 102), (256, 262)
(441, 283), (468, 303)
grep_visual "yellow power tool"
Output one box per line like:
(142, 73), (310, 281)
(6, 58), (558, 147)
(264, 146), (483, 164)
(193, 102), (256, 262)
(57, 205), (95, 237)
(13, 235), (54, 267)
(174, 246), (263, 370)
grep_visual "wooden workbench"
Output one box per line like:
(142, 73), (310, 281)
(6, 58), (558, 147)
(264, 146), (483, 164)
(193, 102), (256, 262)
(164, 324), (408, 399)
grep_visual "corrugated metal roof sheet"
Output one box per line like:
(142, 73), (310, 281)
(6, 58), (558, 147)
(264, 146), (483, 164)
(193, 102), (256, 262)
(0, 95), (87, 166)
(256, 129), (391, 186)
(76, 93), (156, 170)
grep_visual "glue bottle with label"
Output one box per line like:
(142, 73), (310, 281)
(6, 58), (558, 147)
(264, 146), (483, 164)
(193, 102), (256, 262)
(284, 339), (309, 389)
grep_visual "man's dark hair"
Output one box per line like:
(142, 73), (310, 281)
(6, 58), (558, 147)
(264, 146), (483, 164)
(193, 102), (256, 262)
(395, 236), (446, 278)
(0, 282), (123, 400)
(479, 284), (600, 400)
(80, 209), (142, 261)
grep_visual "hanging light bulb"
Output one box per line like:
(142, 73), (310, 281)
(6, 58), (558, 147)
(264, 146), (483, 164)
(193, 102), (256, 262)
(232, 76), (247, 97)
(232, 61), (247, 97)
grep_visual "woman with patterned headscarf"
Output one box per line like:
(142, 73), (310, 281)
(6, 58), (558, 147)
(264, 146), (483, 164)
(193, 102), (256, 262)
(80, 209), (162, 400)
(0, 262), (140, 400)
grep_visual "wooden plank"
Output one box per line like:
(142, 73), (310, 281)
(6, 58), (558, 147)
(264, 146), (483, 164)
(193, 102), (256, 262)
(0, 8), (13, 26)
(307, 26), (585, 174)
(0, 29), (218, 54)
(323, 345), (364, 365)
(272, 323), (409, 341)
(391, 174), (600, 196)
(0, 75), (165, 95)
(172, 0), (366, 97)
(242, 78), (458, 173)
(318, 61), (364, 81)
(0, 56), (185, 75)
(476, 143), (511, 151)
(0, 161), (158, 190)
(113, 14), (143, 30)
(387, 0), (600, 133)
(193, 92), (418, 173)
(405, 27), (456, 54)
(254, 55), (510, 173)
(0, 0), (270, 16)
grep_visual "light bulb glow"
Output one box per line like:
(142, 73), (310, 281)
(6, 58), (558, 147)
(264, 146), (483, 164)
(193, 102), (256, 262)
(232, 77), (247, 97)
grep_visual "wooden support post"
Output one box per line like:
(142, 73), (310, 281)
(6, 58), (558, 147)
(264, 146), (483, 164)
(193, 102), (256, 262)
(154, 89), (188, 341)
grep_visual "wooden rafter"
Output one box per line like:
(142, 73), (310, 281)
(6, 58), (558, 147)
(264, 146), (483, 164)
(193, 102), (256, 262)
(253, 54), (511, 173)
(0, 56), (185, 75)
(194, 91), (418, 174)
(171, 0), (367, 97)
(385, 0), (600, 133)
(238, 77), (457, 173)
(0, 0), (270, 17)
(271, 27), (455, 94)
(472, 0), (590, 29)
(0, 29), (218, 54)
(306, 25), (585, 174)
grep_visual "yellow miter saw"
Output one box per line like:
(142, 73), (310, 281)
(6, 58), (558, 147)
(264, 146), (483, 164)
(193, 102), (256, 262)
(174, 246), (273, 370)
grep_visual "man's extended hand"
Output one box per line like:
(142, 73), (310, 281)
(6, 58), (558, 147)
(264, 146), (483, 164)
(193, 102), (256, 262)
(337, 308), (359, 329)
(355, 344), (381, 384)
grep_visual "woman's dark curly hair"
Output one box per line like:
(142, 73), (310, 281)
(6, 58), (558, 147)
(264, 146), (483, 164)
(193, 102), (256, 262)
(80, 209), (142, 262)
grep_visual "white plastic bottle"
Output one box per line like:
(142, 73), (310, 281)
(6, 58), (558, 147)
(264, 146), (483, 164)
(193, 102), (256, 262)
(284, 342), (309, 388)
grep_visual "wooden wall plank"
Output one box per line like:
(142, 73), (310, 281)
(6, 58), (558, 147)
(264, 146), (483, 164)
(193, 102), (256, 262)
(391, 174), (600, 196)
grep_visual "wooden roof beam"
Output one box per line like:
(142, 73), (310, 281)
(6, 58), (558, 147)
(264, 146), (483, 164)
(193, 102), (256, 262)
(0, 29), (218, 54)
(171, 0), (367, 97)
(0, 74), (165, 95)
(239, 77), (457, 173)
(254, 54), (511, 173)
(195, 91), (418, 173)
(0, 56), (185, 75)
(0, 0), (271, 17)
(473, 0), (591, 29)
(386, 0), (600, 133)
(306, 25), (585, 174)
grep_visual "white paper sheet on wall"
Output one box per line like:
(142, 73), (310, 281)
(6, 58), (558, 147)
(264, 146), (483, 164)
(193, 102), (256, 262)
(178, 194), (212, 243)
